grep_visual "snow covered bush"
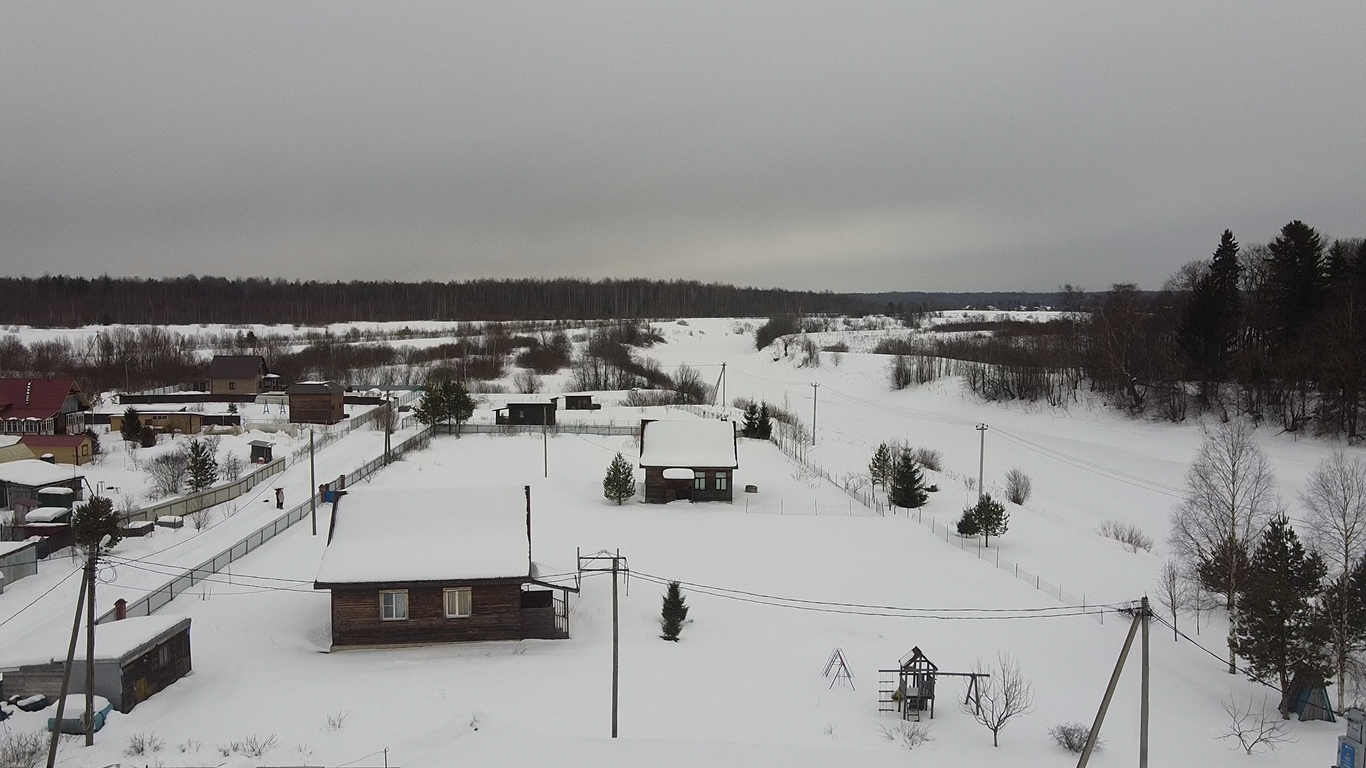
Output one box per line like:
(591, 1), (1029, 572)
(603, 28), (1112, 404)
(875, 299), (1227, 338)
(1098, 520), (1153, 553)
(878, 721), (932, 750)
(0, 729), (44, 768)
(124, 732), (165, 757)
(1004, 468), (1032, 505)
(1048, 722), (1098, 753)
(145, 448), (190, 498)
(513, 369), (542, 394)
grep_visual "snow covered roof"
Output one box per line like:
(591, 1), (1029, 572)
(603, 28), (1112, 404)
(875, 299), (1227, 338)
(1, 615), (189, 668)
(639, 419), (738, 469)
(288, 380), (344, 394)
(0, 459), (82, 487)
(315, 486), (532, 586)
(0, 435), (20, 448)
(0, 539), (37, 558)
(24, 506), (70, 522)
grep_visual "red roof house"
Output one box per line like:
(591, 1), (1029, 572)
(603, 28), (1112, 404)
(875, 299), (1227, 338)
(0, 379), (90, 436)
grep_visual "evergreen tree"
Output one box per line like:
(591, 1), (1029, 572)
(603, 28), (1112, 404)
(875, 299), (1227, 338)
(443, 381), (476, 435)
(1320, 553), (1366, 712)
(83, 428), (101, 456)
(602, 453), (636, 505)
(869, 443), (893, 491)
(414, 379), (447, 431)
(71, 495), (123, 556)
(741, 403), (761, 438)
(1267, 220), (1328, 345)
(1196, 536), (1252, 607)
(889, 450), (928, 509)
(1232, 515), (1330, 718)
(227, 401), (238, 415)
(660, 580), (689, 641)
(971, 493), (1009, 546)
(957, 506), (983, 536)
(119, 407), (142, 443)
(1175, 230), (1242, 400)
(186, 438), (219, 492)
(756, 403), (772, 439)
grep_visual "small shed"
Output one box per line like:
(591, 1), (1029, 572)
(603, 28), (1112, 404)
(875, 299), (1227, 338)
(248, 440), (274, 464)
(111, 410), (203, 436)
(288, 381), (346, 425)
(495, 397), (558, 426)
(0, 539), (40, 592)
(0, 615), (192, 713)
(0, 459), (84, 509)
(638, 419), (738, 503)
(562, 394), (601, 411)
(314, 486), (576, 648)
(19, 434), (94, 466)
(0, 435), (35, 464)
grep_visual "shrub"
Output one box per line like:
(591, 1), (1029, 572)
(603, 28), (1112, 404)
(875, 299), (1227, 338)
(1005, 468), (1032, 505)
(125, 733), (165, 757)
(957, 511), (983, 536)
(890, 354), (914, 390)
(755, 314), (800, 350)
(1048, 723), (1099, 753)
(1098, 520), (1153, 553)
(513, 369), (543, 394)
(821, 341), (849, 353)
(0, 729), (45, 768)
(878, 721), (932, 750)
(660, 581), (689, 641)
(910, 447), (943, 472)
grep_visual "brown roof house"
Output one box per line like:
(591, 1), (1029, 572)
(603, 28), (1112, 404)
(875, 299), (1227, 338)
(0, 435), (35, 465)
(639, 419), (739, 503)
(0, 378), (90, 436)
(20, 434), (95, 466)
(208, 355), (268, 395)
(314, 486), (575, 648)
(288, 381), (346, 425)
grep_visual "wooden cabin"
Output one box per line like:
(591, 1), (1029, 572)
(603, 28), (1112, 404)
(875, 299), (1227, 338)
(287, 381), (346, 425)
(638, 419), (739, 503)
(314, 486), (574, 648)
(0, 378), (90, 436)
(248, 440), (275, 464)
(562, 394), (601, 411)
(208, 355), (268, 395)
(19, 434), (94, 466)
(0, 539), (40, 592)
(110, 409), (203, 436)
(495, 397), (558, 426)
(0, 459), (83, 509)
(0, 616), (191, 713)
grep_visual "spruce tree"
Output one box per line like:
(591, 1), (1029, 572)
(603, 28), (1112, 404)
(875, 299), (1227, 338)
(742, 403), (761, 438)
(119, 407), (142, 443)
(756, 403), (773, 439)
(1196, 536), (1251, 607)
(972, 494), (1009, 546)
(889, 450), (928, 509)
(1232, 515), (1330, 718)
(1320, 554), (1366, 712)
(186, 438), (219, 492)
(869, 443), (893, 491)
(660, 580), (689, 641)
(414, 379), (447, 431)
(1174, 230), (1241, 401)
(443, 381), (476, 435)
(1267, 220), (1328, 345)
(602, 453), (636, 505)
(72, 496), (123, 555)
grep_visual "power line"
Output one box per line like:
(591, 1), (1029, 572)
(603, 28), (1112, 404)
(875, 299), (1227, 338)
(0, 569), (82, 629)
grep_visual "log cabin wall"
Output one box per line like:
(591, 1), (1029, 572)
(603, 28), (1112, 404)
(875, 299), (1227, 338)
(330, 583), (525, 646)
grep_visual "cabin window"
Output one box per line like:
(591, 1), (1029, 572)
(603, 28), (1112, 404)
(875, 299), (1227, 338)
(715, 472), (729, 492)
(228, 381), (237, 390)
(693, 471), (706, 491)
(444, 587), (472, 618)
(158, 644), (170, 667)
(380, 590), (409, 620)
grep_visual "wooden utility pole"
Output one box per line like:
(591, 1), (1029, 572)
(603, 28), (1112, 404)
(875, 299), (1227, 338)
(543, 423), (548, 479)
(1076, 607), (1143, 768)
(720, 362), (726, 407)
(46, 571), (89, 768)
(810, 383), (819, 445)
(1140, 596), (1150, 768)
(611, 550), (620, 738)
(975, 424), (989, 500)
(309, 429), (317, 535)
(84, 546), (96, 745)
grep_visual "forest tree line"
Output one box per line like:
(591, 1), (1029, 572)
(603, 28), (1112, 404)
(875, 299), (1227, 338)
(0, 276), (870, 327)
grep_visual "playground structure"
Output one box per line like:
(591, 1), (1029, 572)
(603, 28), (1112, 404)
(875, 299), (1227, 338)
(878, 646), (987, 722)
(823, 647), (854, 690)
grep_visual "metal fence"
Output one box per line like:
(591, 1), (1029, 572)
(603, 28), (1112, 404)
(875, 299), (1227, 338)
(457, 422), (640, 438)
(97, 426), (434, 624)
(122, 458), (287, 525)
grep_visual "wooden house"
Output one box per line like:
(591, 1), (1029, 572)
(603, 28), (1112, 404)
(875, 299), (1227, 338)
(0, 459), (83, 509)
(494, 397), (558, 426)
(638, 419), (738, 503)
(287, 381), (346, 425)
(0, 616), (191, 713)
(110, 409), (204, 435)
(19, 434), (94, 466)
(0, 378), (90, 436)
(313, 486), (575, 648)
(0, 435), (35, 464)
(562, 394), (601, 411)
(208, 355), (269, 395)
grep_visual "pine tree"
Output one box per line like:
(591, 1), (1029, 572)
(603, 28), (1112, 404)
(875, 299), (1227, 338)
(227, 401), (238, 415)
(71, 495), (122, 555)
(1175, 230), (1242, 401)
(443, 381), (476, 435)
(869, 443), (893, 491)
(956, 505), (983, 536)
(889, 450), (929, 509)
(1232, 515), (1330, 718)
(972, 494), (1009, 546)
(1267, 220), (1328, 345)
(186, 438), (219, 492)
(414, 379), (447, 431)
(1196, 536), (1251, 607)
(741, 403), (761, 438)
(660, 580), (689, 641)
(756, 403), (773, 439)
(119, 407), (142, 443)
(602, 453), (635, 505)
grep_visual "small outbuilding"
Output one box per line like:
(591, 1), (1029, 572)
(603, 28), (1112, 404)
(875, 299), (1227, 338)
(19, 434), (94, 466)
(110, 409), (203, 436)
(0, 435), (35, 464)
(314, 486), (575, 648)
(0, 615), (192, 713)
(0, 539), (40, 592)
(562, 394), (601, 411)
(495, 397), (558, 426)
(0, 459), (84, 510)
(288, 381), (346, 425)
(638, 419), (738, 503)
(248, 440), (275, 464)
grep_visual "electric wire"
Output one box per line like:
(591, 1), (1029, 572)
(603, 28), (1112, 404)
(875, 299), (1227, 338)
(0, 568), (83, 629)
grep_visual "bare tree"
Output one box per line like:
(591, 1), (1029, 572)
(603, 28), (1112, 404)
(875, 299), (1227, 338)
(1301, 449), (1366, 710)
(144, 449), (191, 499)
(1155, 560), (1189, 641)
(1004, 468), (1032, 505)
(186, 506), (214, 531)
(1168, 421), (1281, 673)
(962, 653), (1034, 747)
(513, 369), (542, 394)
(1219, 692), (1296, 755)
(219, 451), (245, 482)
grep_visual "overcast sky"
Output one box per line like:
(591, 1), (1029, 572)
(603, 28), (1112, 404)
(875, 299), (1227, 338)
(2, 3), (1363, 292)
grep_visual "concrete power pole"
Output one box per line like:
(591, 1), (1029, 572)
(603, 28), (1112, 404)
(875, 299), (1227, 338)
(975, 423), (989, 500)
(811, 383), (820, 445)
(309, 429), (317, 536)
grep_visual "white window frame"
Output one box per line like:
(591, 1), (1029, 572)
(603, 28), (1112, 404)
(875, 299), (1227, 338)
(693, 471), (706, 491)
(380, 589), (409, 621)
(443, 587), (472, 618)
(715, 472), (729, 492)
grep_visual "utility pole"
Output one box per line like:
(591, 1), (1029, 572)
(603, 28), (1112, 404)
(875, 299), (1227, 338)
(542, 423), (548, 479)
(1077, 605), (1143, 768)
(309, 429), (317, 535)
(611, 550), (620, 738)
(975, 423), (988, 499)
(383, 394), (392, 466)
(46, 570), (89, 768)
(811, 383), (820, 445)
(84, 545), (96, 745)
(721, 362), (726, 407)
(1140, 596), (1150, 768)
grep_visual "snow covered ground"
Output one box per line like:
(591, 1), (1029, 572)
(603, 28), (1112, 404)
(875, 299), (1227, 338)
(0, 316), (1352, 767)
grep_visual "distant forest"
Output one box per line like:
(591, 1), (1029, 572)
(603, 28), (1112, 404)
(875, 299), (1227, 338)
(0, 276), (873, 327)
